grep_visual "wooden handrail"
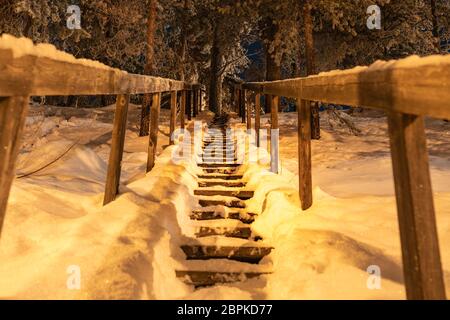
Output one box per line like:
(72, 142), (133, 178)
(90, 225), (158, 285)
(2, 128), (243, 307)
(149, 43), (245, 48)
(242, 53), (449, 300)
(0, 35), (201, 236)
(243, 55), (450, 119)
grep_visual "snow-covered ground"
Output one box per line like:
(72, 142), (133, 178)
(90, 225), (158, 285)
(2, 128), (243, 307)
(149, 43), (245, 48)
(0, 105), (449, 299)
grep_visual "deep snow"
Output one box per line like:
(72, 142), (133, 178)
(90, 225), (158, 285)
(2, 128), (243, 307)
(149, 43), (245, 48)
(0, 104), (449, 299)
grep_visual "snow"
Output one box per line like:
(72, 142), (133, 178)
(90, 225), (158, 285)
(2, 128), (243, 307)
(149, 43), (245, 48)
(0, 34), (117, 71)
(0, 105), (449, 299)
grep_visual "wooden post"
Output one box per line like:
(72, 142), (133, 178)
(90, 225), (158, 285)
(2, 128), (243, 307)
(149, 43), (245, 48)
(199, 89), (203, 112)
(241, 89), (246, 124)
(104, 94), (129, 205)
(147, 92), (161, 172)
(187, 90), (192, 121)
(235, 87), (239, 114)
(180, 90), (186, 130)
(193, 89), (199, 118)
(169, 91), (177, 145)
(255, 93), (261, 147)
(387, 112), (446, 300)
(298, 99), (313, 210)
(270, 95), (280, 173)
(247, 92), (252, 131)
(0, 96), (29, 237)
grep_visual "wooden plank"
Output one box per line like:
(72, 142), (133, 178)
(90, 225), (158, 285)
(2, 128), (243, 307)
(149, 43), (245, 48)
(247, 91), (252, 131)
(180, 90), (186, 130)
(169, 91), (177, 145)
(387, 112), (446, 300)
(270, 95), (279, 174)
(0, 96), (29, 237)
(241, 89), (246, 124)
(104, 94), (129, 205)
(298, 99), (313, 210)
(193, 89), (199, 117)
(147, 92), (161, 172)
(255, 94), (261, 147)
(0, 48), (187, 96)
(243, 55), (450, 119)
(187, 90), (192, 121)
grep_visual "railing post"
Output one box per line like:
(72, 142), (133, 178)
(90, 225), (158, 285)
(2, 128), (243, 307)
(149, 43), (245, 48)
(387, 112), (446, 300)
(187, 90), (192, 121)
(247, 92), (252, 131)
(255, 93), (261, 147)
(193, 89), (199, 117)
(199, 89), (203, 112)
(104, 94), (129, 205)
(147, 92), (161, 172)
(0, 96), (29, 237)
(270, 95), (279, 173)
(298, 99), (313, 210)
(180, 90), (186, 130)
(169, 91), (177, 145)
(241, 89), (247, 124)
(235, 87), (240, 114)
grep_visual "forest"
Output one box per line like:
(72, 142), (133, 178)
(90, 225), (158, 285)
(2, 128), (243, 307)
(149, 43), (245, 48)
(1, 0), (450, 302)
(1, 0), (449, 113)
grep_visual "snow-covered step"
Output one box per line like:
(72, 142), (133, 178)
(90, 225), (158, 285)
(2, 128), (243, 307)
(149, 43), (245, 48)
(194, 189), (254, 199)
(197, 174), (244, 180)
(198, 180), (246, 188)
(190, 209), (256, 224)
(202, 168), (239, 174)
(198, 163), (240, 168)
(180, 245), (273, 264)
(195, 226), (252, 239)
(198, 197), (246, 208)
(176, 270), (269, 287)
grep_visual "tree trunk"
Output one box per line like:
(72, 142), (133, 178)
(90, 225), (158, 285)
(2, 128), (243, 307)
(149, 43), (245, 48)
(430, 0), (440, 51)
(209, 24), (222, 115)
(302, 0), (320, 140)
(264, 21), (281, 114)
(139, 0), (158, 137)
(178, 0), (188, 81)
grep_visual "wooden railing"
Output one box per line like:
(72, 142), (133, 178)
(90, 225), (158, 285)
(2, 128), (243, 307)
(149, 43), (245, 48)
(0, 36), (202, 236)
(237, 54), (450, 300)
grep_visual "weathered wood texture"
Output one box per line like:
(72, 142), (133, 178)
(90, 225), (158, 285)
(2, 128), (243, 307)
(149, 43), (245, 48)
(147, 93), (161, 172)
(270, 95), (279, 174)
(0, 47), (191, 96)
(298, 99), (312, 210)
(387, 112), (446, 300)
(255, 94), (261, 147)
(104, 94), (129, 205)
(0, 96), (29, 237)
(247, 92), (252, 131)
(244, 55), (450, 119)
(241, 89), (246, 124)
(169, 91), (177, 145)
(180, 90), (186, 130)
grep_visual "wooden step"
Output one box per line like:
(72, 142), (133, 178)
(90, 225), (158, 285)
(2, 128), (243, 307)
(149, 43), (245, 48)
(197, 174), (243, 180)
(195, 189), (254, 199)
(202, 168), (239, 174)
(199, 198), (246, 208)
(195, 226), (252, 239)
(198, 163), (240, 168)
(198, 181), (246, 188)
(190, 210), (256, 224)
(176, 270), (268, 287)
(181, 245), (273, 264)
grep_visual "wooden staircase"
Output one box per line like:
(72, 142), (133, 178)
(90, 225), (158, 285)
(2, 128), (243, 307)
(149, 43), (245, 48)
(176, 115), (273, 288)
